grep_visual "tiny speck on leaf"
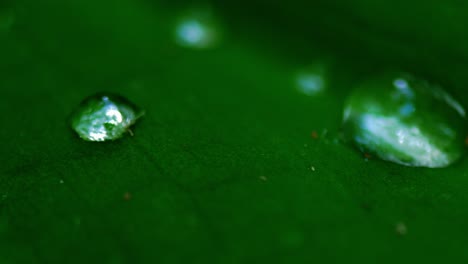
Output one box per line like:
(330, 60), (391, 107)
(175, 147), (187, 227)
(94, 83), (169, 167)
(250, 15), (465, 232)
(395, 222), (407, 236)
(259, 176), (268, 182)
(364, 153), (372, 160)
(311, 131), (319, 139)
(123, 192), (132, 201)
(360, 203), (373, 212)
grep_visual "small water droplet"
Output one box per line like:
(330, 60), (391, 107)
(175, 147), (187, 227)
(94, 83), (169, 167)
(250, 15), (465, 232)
(70, 93), (144, 142)
(343, 73), (466, 168)
(295, 64), (327, 96)
(174, 8), (221, 49)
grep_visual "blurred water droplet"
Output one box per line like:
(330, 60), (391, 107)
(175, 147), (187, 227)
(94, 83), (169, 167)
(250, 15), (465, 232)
(295, 64), (327, 96)
(174, 8), (221, 49)
(70, 93), (144, 142)
(343, 73), (466, 168)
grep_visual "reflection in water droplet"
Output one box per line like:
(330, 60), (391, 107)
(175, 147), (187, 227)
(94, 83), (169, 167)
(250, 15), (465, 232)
(70, 93), (144, 142)
(343, 73), (466, 168)
(174, 9), (221, 49)
(295, 65), (327, 96)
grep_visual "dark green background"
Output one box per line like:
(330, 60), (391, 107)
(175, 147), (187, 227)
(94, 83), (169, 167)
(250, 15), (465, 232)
(2, 0), (468, 263)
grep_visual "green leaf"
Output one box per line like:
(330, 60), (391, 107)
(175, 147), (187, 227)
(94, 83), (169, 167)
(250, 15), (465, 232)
(2, 0), (468, 263)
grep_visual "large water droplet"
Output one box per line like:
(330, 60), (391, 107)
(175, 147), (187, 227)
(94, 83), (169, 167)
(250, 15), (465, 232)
(342, 73), (466, 168)
(174, 9), (221, 49)
(70, 93), (144, 142)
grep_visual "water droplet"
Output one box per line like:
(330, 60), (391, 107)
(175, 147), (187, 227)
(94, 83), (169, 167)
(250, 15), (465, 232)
(343, 73), (466, 168)
(70, 93), (144, 142)
(174, 8), (221, 49)
(295, 65), (327, 96)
